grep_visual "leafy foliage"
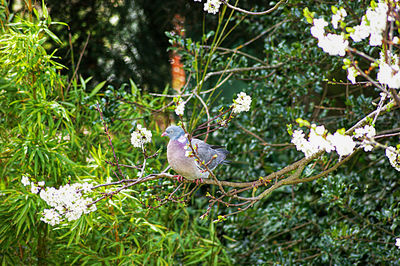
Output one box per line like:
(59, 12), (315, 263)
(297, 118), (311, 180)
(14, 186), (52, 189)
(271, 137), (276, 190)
(0, 3), (230, 265)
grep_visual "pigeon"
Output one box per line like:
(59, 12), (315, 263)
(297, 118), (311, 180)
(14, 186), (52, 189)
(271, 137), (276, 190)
(161, 125), (229, 182)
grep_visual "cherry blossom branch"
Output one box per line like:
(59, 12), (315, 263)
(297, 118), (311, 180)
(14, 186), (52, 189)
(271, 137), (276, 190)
(285, 151), (357, 185)
(375, 131), (400, 139)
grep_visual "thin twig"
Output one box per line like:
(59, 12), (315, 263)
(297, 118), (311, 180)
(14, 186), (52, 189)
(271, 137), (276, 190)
(236, 122), (292, 147)
(66, 34), (90, 95)
(194, 92), (211, 142)
(96, 102), (124, 179)
(221, 0), (286, 16)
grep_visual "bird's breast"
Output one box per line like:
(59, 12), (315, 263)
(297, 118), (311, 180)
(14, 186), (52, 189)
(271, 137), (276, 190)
(167, 140), (208, 180)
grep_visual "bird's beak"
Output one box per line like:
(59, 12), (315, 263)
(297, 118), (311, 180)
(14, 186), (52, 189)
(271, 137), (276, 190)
(161, 132), (167, 137)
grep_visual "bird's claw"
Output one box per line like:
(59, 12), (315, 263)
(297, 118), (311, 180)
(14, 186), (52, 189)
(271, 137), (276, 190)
(174, 175), (184, 182)
(194, 178), (204, 185)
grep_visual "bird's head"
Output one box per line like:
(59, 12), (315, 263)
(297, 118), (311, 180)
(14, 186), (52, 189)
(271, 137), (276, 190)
(161, 125), (185, 140)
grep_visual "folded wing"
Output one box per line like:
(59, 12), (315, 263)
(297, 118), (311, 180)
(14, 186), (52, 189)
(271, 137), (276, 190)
(191, 138), (229, 171)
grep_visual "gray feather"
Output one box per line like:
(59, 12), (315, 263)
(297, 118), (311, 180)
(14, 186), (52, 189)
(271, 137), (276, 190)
(191, 139), (229, 170)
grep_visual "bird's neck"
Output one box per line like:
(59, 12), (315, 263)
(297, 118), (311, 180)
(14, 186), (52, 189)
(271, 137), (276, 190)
(176, 135), (187, 144)
(170, 135), (187, 149)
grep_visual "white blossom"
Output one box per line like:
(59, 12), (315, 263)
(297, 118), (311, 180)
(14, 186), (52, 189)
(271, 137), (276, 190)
(30, 184), (40, 194)
(349, 1), (389, 45)
(347, 66), (359, 84)
(309, 125), (335, 153)
(327, 132), (356, 157)
(291, 130), (305, 146)
(175, 100), (185, 116)
(377, 62), (400, 89)
(183, 143), (192, 157)
(396, 238), (400, 249)
(39, 182), (96, 226)
(365, 1), (388, 46)
(354, 125), (376, 152)
(314, 125), (326, 135)
(369, 33), (383, 46)
(232, 92), (252, 113)
(362, 143), (373, 152)
(38, 181), (45, 187)
(291, 129), (316, 158)
(350, 21), (370, 42)
(291, 126), (335, 158)
(292, 123), (360, 158)
(204, 0), (221, 14)
(354, 125), (376, 139)
(331, 7), (347, 29)
(317, 33), (348, 56)
(80, 182), (93, 193)
(311, 17), (348, 56)
(21, 175), (30, 186)
(131, 124), (152, 148)
(386, 146), (400, 171)
(311, 18), (327, 39)
(377, 51), (400, 88)
(40, 209), (62, 226)
(291, 130), (314, 158)
(218, 119), (227, 126)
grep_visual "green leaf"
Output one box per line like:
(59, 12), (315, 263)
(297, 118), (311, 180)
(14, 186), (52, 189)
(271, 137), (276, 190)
(303, 7), (314, 24)
(43, 28), (62, 44)
(89, 81), (106, 98)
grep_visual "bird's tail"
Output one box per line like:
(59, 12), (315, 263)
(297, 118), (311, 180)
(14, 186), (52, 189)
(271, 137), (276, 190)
(215, 148), (230, 164)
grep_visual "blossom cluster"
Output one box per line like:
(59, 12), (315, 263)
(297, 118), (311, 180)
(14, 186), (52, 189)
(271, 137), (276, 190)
(311, 2), (390, 56)
(175, 99), (185, 116)
(310, 18), (348, 56)
(232, 92), (252, 114)
(194, 0), (222, 14)
(130, 124), (152, 148)
(21, 175), (45, 194)
(385, 146), (400, 172)
(291, 125), (356, 158)
(331, 7), (347, 29)
(309, 1), (400, 88)
(354, 125), (376, 152)
(350, 1), (389, 46)
(377, 51), (400, 89)
(39, 182), (96, 226)
(291, 123), (400, 172)
(21, 175), (96, 226)
(291, 124), (377, 158)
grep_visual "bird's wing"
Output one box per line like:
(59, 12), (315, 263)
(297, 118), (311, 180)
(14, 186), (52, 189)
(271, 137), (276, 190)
(191, 139), (228, 170)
